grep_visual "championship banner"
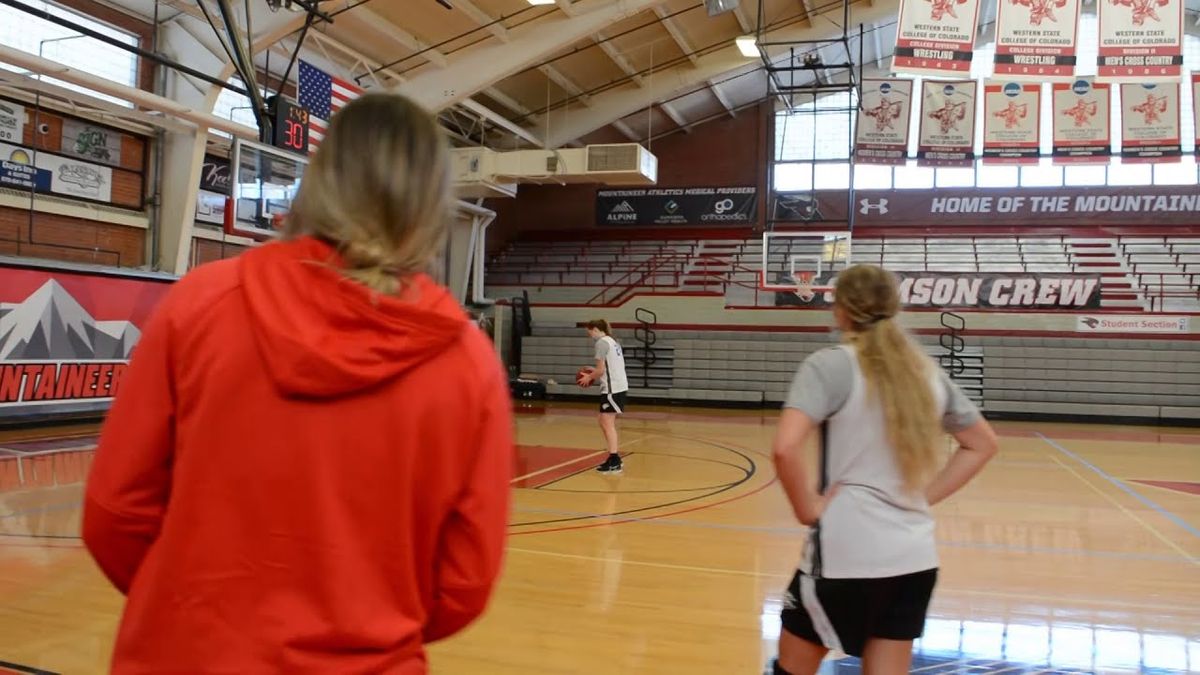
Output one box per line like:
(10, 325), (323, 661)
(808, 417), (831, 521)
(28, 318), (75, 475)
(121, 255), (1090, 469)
(994, 0), (1081, 79)
(1052, 78), (1111, 163)
(0, 264), (172, 420)
(1192, 73), (1200, 152)
(1120, 82), (1181, 161)
(917, 80), (977, 165)
(1097, 0), (1183, 80)
(855, 79), (914, 165)
(982, 81), (1042, 163)
(776, 272), (1102, 309)
(893, 0), (981, 75)
(596, 187), (756, 226)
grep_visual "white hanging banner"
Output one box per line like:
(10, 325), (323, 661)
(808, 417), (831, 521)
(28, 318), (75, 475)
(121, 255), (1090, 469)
(1052, 78), (1111, 163)
(1097, 0), (1183, 81)
(994, 0), (1082, 80)
(982, 81), (1042, 163)
(893, 0), (981, 76)
(855, 79), (915, 165)
(917, 80), (978, 165)
(0, 100), (24, 144)
(1193, 73), (1200, 153)
(1120, 82), (1181, 161)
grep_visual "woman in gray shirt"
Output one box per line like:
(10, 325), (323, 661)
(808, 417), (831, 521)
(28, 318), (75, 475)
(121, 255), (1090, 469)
(771, 264), (999, 675)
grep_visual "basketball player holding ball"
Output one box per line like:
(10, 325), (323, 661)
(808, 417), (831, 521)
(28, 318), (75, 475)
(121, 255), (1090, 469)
(771, 264), (998, 674)
(580, 320), (628, 474)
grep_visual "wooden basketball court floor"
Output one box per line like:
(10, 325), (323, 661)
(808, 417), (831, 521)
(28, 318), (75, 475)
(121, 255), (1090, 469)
(0, 405), (1197, 674)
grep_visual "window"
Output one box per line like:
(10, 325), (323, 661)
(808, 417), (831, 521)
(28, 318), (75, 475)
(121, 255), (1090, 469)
(775, 90), (856, 161)
(977, 164), (1019, 187)
(0, 1), (138, 107)
(212, 78), (263, 137)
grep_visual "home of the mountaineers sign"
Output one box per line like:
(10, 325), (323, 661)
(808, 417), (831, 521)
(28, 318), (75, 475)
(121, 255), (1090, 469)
(777, 185), (1200, 226)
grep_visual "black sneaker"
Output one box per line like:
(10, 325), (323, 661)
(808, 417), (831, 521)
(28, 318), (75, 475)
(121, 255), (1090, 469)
(596, 454), (623, 474)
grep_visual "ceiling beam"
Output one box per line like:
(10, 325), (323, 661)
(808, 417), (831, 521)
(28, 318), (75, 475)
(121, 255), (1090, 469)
(612, 119), (639, 141)
(539, 64), (592, 106)
(556, 0), (576, 16)
(398, 0), (668, 111)
(708, 79), (736, 116)
(653, 6), (699, 65)
(659, 101), (690, 132)
(454, 0), (510, 41)
(341, 8), (448, 67)
(595, 32), (644, 86)
(732, 3), (753, 33)
(797, 0), (818, 27)
(544, 1), (896, 146)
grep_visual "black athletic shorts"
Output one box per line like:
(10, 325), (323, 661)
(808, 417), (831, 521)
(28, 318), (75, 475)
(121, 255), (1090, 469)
(780, 568), (937, 658)
(599, 391), (627, 415)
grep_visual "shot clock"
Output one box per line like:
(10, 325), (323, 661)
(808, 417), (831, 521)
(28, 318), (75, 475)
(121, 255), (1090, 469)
(269, 96), (310, 155)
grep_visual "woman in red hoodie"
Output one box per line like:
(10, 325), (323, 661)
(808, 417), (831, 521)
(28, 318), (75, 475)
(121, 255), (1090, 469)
(83, 93), (514, 673)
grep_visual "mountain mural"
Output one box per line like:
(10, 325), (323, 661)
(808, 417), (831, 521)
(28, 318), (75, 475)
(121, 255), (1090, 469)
(0, 280), (140, 360)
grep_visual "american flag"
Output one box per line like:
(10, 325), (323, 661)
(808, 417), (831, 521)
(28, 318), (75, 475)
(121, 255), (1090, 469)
(297, 60), (362, 153)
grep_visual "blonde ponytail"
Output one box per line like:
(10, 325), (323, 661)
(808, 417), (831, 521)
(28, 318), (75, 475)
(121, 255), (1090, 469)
(835, 265), (940, 491)
(286, 93), (450, 295)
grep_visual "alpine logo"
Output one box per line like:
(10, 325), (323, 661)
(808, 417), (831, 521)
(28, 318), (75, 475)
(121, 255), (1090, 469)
(860, 198), (890, 215)
(608, 200), (637, 223)
(610, 201), (636, 214)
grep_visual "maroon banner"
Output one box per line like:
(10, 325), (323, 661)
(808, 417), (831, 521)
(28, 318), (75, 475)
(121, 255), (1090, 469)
(776, 185), (1200, 227)
(776, 272), (1102, 309)
(0, 264), (172, 419)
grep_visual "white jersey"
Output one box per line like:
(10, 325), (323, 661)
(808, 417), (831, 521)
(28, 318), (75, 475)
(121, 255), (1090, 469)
(594, 335), (628, 395)
(786, 345), (981, 579)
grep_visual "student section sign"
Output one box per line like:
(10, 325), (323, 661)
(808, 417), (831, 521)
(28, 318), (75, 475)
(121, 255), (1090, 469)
(0, 264), (172, 420)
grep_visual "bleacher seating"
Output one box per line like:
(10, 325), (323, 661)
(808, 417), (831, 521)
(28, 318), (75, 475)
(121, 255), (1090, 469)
(519, 326), (1200, 422)
(489, 234), (1200, 311)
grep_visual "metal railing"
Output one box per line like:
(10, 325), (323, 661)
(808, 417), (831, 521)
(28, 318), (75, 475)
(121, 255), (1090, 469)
(0, 446), (95, 491)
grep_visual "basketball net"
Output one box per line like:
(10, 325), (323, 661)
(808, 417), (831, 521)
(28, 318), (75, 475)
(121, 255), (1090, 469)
(793, 272), (816, 302)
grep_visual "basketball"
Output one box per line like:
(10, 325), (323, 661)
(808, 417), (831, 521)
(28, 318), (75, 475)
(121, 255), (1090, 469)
(576, 367), (595, 388)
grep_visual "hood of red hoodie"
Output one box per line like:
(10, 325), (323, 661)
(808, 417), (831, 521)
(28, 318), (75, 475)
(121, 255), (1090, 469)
(239, 237), (468, 398)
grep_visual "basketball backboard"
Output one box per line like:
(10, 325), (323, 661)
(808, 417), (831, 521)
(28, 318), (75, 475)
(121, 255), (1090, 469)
(224, 138), (308, 240)
(760, 231), (852, 294)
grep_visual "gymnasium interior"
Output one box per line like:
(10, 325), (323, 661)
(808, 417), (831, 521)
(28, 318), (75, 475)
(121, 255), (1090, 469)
(0, 0), (1197, 672)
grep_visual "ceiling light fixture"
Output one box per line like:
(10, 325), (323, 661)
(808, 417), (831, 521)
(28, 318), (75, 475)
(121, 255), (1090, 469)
(735, 36), (758, 58)
(527, 0), (557, 5)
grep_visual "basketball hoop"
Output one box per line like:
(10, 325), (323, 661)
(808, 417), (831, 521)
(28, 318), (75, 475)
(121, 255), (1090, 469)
(794, 272), (816, 302)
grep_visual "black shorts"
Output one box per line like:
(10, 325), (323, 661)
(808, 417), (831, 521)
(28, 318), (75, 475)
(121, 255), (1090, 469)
(599, 391), (627, 415)
(780, 568), (937, 658)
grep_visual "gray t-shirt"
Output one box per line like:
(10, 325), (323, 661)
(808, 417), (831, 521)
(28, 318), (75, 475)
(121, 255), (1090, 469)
(783, 345), (982, 578)
(786, 347), (979, 432)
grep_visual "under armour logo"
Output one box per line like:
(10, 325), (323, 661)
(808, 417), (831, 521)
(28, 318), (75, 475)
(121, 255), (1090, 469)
(859, 198), (889, 215)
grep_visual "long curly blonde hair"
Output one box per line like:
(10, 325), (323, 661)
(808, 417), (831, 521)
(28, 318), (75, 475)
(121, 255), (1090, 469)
(835, 265), (940, 490)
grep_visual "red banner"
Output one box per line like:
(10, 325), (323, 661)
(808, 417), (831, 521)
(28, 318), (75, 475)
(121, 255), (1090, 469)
(994, 0), (1081, 80)
(0, 264), (172, 419)
(1097, 0), (1184, 80)
(983, 81), (1042, 163)
(893, 0), (981, 75)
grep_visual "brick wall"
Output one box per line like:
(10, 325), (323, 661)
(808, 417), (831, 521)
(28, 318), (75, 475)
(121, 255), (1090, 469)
(0, 206), (144, 267)
(190, 237), (250, 268)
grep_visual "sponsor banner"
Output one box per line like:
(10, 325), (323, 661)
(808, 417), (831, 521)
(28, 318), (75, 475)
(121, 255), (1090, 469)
(982, 80), (1042, 163)
(61, 118), (123, 165)
(994, 0), (1081, 79)
(195, 190), (227, 225)
(893, 0), (981, 75)
(918, 80), (977, 165)
(0, 141), (113, 202)
(1120, 82), (1181, 161)
(776, 185), (1200, 226)
(1194, 73), (1200, 153)
(596, 187), (756, 226)
(1076, 314), (1190, 333)
(200, 154), (232, 194)
(1052, 78), (1111, 163)
(0, 265), (172, 419)
(855, 79), (914, 164)
(1097, 0), (1183, 80)
(777, 272), (1102, 309)
(0, 159), (51, 192)
(0, 100), (24, 143)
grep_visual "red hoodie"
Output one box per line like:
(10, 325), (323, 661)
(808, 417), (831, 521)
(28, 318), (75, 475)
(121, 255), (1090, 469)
(83, 237), (514, 674)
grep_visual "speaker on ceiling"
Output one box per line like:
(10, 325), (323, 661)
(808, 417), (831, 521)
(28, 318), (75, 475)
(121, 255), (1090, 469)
(704, 0), (740, 17)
